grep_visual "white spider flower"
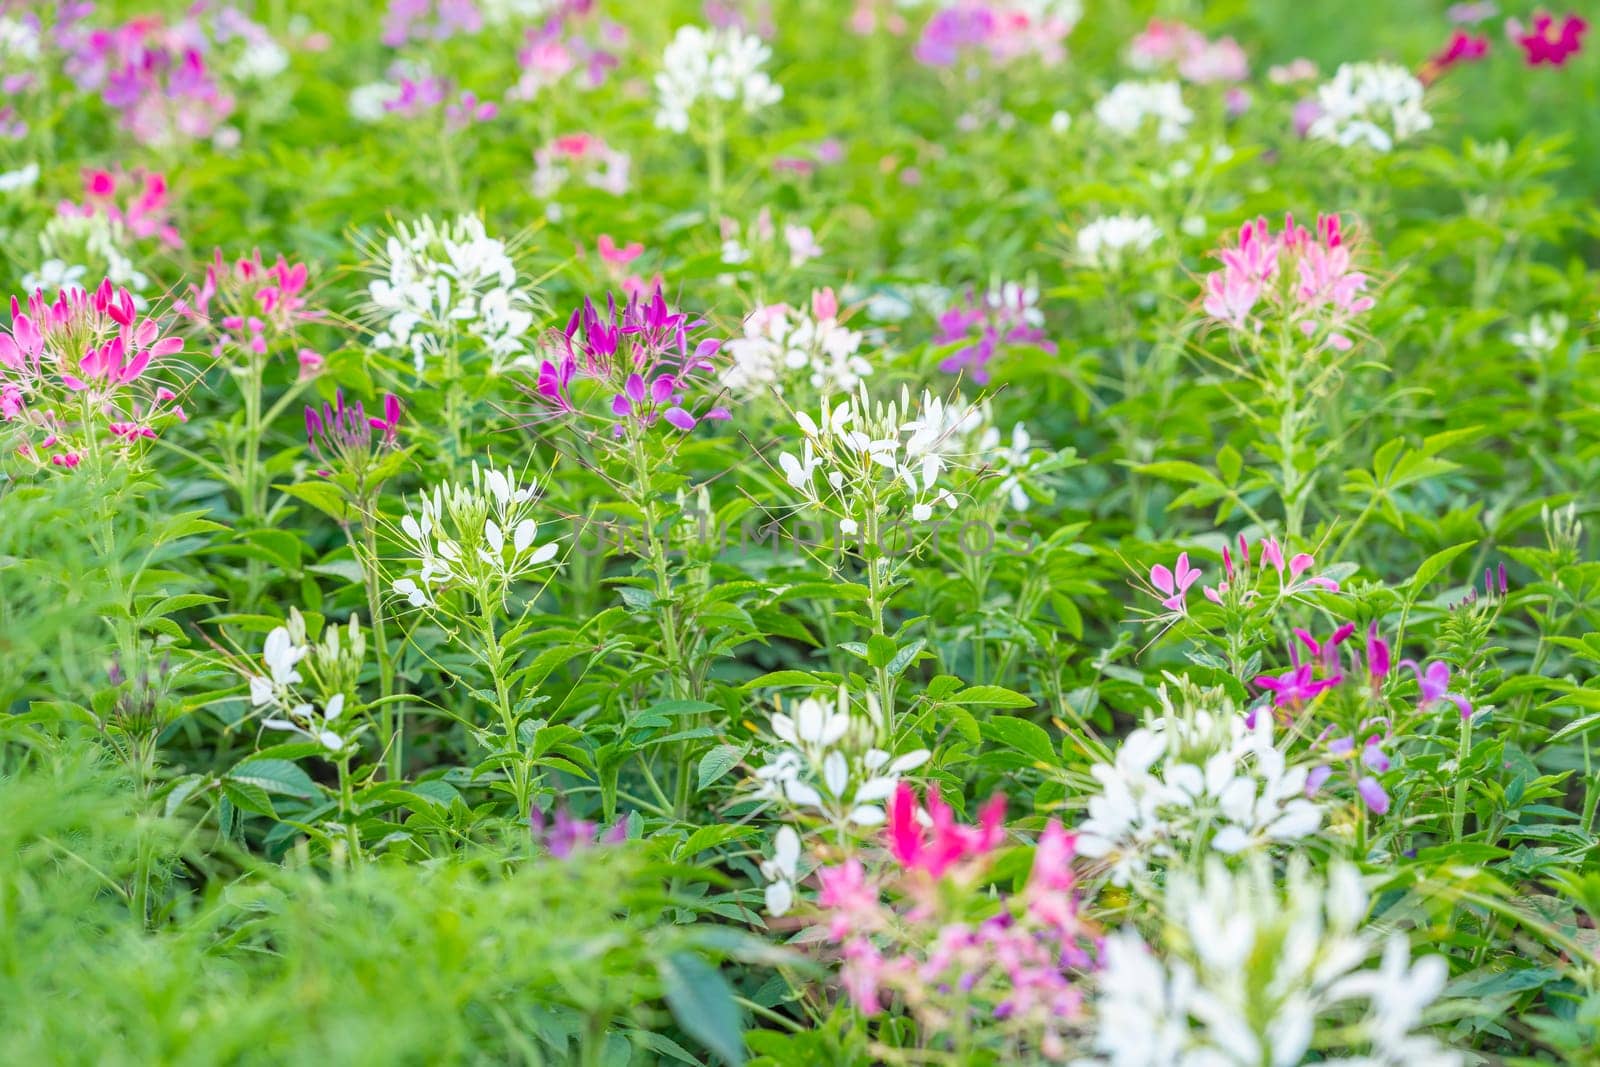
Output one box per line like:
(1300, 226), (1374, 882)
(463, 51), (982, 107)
(1076, 214), (1162, 269)
(392, 462), (559, 608)
(1094, 81), (1193, 143)
(1308, 62), (1432, 153)
(264, 693), (347, 753)
(365, 214), (537, 375)
(1075, 708), (1325, 885)
(654, 25), (782, 134)
(1087, 859), (1461, 1066)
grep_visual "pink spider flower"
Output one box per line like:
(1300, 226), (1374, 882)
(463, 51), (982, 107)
(1202, 214), (1375, 352)
(1149, 552), (1201, 613)
(1, 279), (187, 465)
(1512, 12), (1587, 66)
(816, 858), (881, 940)
(179, 249), (320, 359)
(60, 169), (182, 249)
(508, 15), (620, 100)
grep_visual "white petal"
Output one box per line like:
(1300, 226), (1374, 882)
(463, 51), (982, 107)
(513, 520), (536, 554)
(773, 826), (800, 875)
(848, 805), (885, 826)
(822, 752), (848, 796)
(764, 879), (793, 917)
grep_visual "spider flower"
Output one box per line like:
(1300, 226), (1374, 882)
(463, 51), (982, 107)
(522, 282), (729, 436)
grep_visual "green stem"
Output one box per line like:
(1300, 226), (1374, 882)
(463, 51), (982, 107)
(479, 607), (532, 817)
(1451, 713), (1473, 842)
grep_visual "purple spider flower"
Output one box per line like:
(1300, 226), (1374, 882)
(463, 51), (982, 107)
(529, 802), (628, 858)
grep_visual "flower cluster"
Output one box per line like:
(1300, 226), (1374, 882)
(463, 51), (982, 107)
(913, 1), (1082, 69)
(304, 390), (404, 493)
(507, 12), (622, 100)
(778, 385), (969, 537)
(57, 169), (182, 250)
(1307, 62), (1432, 152)
(531, 132), (631, 200)
(365, 214), (537, 376)
(391, 461), (560, 609)
(802, 787), (1098, 1061)
(931, 282), (1053, 385)
(380, 0), (485, 47)
(753, 687), (927, 834)
(66, 9), (256, 146)
(716, 207), (823, 270)
(244, 610), (365, 754)
(1126, 19), (1248, 83)
(1252, 623), (1473, 815)
(1075, 698), (1325, 886)
(1513, 12), (1587, 67)
(179, 249), (320, 368)
(1075, 214), (1161, 270)
(723, 288), (870, 396)
(524, 283), (728, 435)
(1089, 859), (1460, 1066)
(0, 279), (187, 469)
(1202, 212), (1376, 352)
(1188, 533), (1344, 613)
(1093, 80), (1193, 143)
(654, 24), (782, 135)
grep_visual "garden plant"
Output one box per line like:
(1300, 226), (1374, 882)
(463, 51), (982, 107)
(3, 0), (1600, 1063)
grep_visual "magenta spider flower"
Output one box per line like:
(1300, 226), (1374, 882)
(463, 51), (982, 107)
(932, 284), (1054, 386)
(522, 282), (729, 436)
(1149, 552), (1201, 613)
(1253, 625), (1352, 710)
(529, 801), (627, 858)
(1399, 659), (1474, 719)
(1365, 624), (1392, 687)
(1514, 12), (1588, 67)
(304, 390), (403, 482)
(1421, 30), (1491, 84)
(887, 783), (1005, 879)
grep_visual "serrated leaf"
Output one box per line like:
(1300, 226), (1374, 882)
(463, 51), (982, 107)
(697, 744), (742, 792)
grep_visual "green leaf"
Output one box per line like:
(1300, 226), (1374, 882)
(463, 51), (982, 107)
(950, 684), (1035, 709)
(980, 717), (1057, 766)
(659, 952), (746, 1066)
(697, 744), (743, 792)
(275, 481), (349, 521)
(228, 758), (319, 799)
(647, 699), (722, 718)
(888, 638), (927, 677)
(1409, 540), (1477, 594)
(866, 635), (897, 669)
